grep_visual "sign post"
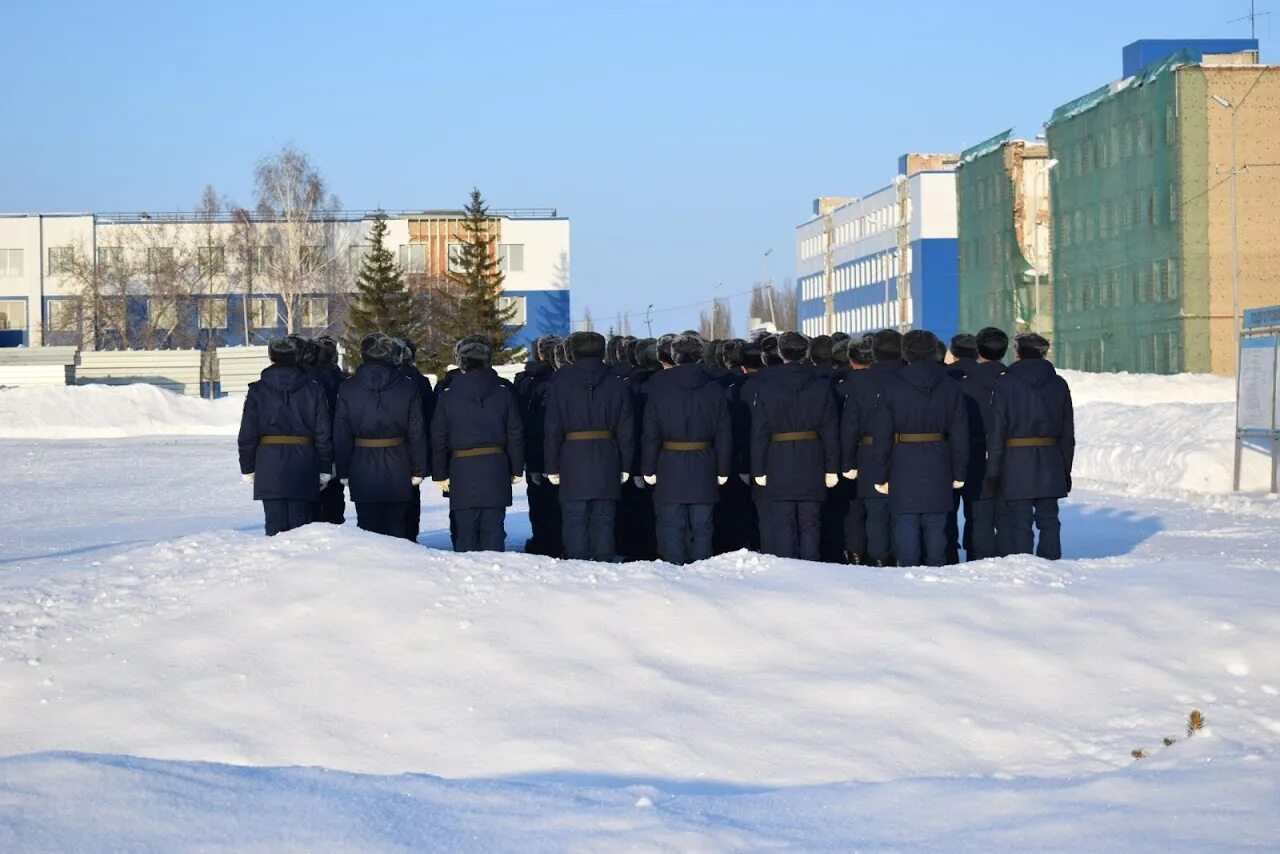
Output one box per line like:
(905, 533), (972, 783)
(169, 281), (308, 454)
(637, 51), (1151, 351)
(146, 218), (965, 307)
(1235, 305), (1280, 492)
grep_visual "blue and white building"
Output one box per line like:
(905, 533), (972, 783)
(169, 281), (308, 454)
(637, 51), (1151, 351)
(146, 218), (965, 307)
(0, 208), (570, 352)
(796, 154), (959, 343)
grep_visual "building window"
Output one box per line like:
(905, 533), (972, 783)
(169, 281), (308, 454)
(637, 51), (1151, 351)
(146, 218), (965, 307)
(198, 245), (225, 275)
(46, 298), (77, 331)
(1166, 259), (1179, 300)
(498, 243), (524, 273)
(401, 244), (428, 274)
(1169, 184), (1179, 222)
(99, 297), (126, 331)
(302, 297), (328, 328)
(254, 245), (274, 275)
(48, 246), (75, 275)
(147, 246), (175, 272)
(347, 245), (368, 274)
(299, 245), (325, 273)
(0, 299), (26, 330)
(250, 298), (278, 329)
(199, 297), (228, 329)
(498, 295), (527, 326)
(447, 243), (466, 273)
(148, 297), (177, 331)
(0, 248), (22, 277)
(96, 246), (123, 273)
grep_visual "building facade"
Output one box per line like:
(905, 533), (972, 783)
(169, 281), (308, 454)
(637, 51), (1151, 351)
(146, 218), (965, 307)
(0, 209), (570, 352)
(796, 154), (960, 343)
(956, 131), (1053, 337)
(1048, 40), (1279, 375)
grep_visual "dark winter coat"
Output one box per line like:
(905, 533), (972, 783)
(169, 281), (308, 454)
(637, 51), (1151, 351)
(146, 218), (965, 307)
(518, 360), (556, 475)
(640, 363), (733, 505)
(238, 365), (333, 502)
(334, 362), (428, 503)
(544, 357), (637, 501)
(954, 359), (1006, 500)
(430, 368), (525, 509)
(750, 362), (840, 502)
(839, 361), (901, 497)
(628, 367), (662, 474)
(722, 371), (752, 477)
(402, 364), (437, 426)
(306, 365), (345, 421)
(986, 358), (1075, 501)
(870, 360), (970, 515)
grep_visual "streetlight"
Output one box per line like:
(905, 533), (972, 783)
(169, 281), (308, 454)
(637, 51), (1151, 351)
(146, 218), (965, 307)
(762, 249), (777, 328)
(645, 303), (654, 337)
(1212, 93), (1244, 342)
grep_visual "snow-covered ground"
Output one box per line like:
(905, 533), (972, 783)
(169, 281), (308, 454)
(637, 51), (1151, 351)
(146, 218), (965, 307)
(0, 373), (1277, 851)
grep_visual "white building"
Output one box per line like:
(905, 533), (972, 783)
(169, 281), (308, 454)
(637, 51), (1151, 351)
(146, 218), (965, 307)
(796, 154), (960, 343)
(0, 209), (570, 351)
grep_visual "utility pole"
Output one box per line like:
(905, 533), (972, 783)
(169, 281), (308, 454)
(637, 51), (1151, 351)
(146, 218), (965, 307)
(645, 303), (653, 337)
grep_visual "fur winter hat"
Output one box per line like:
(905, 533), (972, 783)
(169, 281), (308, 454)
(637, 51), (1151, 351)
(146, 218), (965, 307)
(808, 334), (834, 366)
(268, 336), (300, 366)
(315, 335), (339, 369)
(360, 333), (397, 365)
(457, 338), (493, 369)
(759, 334), (783, 366)
(902, 329), (940, 364)
(831, 337), (850, 366)
(741, 341), (764, 371)
(976, 327), (1009, 361)
(950, 333), (979, 361)
(636, 339), (660, 371)
(554, 340), (570, 369)
(851, 333), (875, 367)
(777, 331), (809, 363)
(656, 333), (677, 366)
(721, 339), (745, 369)
(672, 332), (705, 365)
(1015, 332), (1051, 359)
(568, 330), (606, 361)
(872, 329), (903, 363)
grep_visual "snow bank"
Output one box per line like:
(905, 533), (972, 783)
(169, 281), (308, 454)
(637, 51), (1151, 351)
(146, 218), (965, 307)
(1062, 369), (1234, 406)
(2, 748), (1275, 852)
(0, 385), (240, 439)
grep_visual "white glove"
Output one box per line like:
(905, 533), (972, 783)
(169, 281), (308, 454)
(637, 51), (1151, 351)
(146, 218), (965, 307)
(739, 473), (751, 485)
(319, 473), (332, 489)
(952, 481), (964, 490)
(511, 475), (524, 484)
(411, 476), (424, 486)
(529, 473), (543, 486)
(825, 473), (839, 489)
(633, 475), (646, 488)
(754, 475), (767, 487)
(843, 469), (858, 480)
(621, 471), (630, 485)
(433, 479), (450, 492)
(340, 478), (348, 487)
(242, 472), (255, 485)
(547, 473), (561, 486)
(875, 482), (889, 495)
(643, 474), (657, 486)
(717, 476), (728, 486)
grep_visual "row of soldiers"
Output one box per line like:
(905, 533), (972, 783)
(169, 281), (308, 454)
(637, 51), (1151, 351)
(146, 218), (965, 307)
(237, 324), (1074, 568)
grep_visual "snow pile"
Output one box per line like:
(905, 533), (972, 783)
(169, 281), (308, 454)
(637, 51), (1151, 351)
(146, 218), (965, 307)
(1063, 370), (1264, 495)
(0, 385), (240, 439)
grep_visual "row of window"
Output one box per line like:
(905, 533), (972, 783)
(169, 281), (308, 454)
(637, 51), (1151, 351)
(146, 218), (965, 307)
(969, 172), (1006, 212)
(43, 296), (330, 332)
(799, 204), (906, 261)
(1059, 330), (1181, 374)
(1056, 184), (1178, 248)
(799, 252), (906, 301)
(30, 241), (528, 279)
(1059, 258), (1180, 312)
(1056, 105), (1176, 182)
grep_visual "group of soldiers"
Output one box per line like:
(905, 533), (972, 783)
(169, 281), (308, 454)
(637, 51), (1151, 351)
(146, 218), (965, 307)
(237, 323), (1075, 568)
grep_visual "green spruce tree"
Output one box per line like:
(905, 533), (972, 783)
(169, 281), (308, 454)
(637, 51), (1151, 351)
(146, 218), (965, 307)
(344, 211), (424, 368)
(446, 188), (520, 364)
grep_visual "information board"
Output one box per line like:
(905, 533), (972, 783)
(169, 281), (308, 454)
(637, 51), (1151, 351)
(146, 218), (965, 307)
(1237, 336), (1277, 432)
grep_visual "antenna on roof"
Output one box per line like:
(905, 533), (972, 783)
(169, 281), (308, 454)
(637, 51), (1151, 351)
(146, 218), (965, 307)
(1230, 0), (1271, 39)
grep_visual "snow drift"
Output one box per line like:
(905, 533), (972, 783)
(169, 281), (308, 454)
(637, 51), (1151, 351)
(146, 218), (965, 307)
(0, 384), (240, 439)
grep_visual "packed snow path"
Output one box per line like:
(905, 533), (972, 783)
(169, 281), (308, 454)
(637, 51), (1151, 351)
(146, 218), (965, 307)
(0, 433), (1277, 849)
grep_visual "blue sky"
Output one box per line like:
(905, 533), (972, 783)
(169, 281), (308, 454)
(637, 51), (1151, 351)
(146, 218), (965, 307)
(0, 0), (1260, 334)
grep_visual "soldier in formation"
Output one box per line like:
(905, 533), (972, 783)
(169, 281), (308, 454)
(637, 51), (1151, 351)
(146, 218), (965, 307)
(239, 324), (1074, 567)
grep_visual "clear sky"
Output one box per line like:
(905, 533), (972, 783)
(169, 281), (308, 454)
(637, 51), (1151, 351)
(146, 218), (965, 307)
(0, 0), (1261, 334)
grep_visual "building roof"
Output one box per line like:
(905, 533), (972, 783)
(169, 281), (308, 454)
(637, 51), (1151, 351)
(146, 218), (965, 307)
(0, 208), (563, 224)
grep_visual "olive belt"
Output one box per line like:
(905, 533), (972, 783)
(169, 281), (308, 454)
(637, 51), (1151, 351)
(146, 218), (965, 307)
(452, 445), (503, 459)
(354, 437), (406, 448)
(260, 435), (313, 446)
(662, 441), (711, 451)
(771, 431), (819, 442)
(1005, 437), (1058, 448)
(860, 436), (874, 446)
(565, 430), (613, 441)
(895, 433), (946, 443)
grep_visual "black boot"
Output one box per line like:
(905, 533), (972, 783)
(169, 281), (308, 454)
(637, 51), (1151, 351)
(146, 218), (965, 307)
(846, 552), (864, 566)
